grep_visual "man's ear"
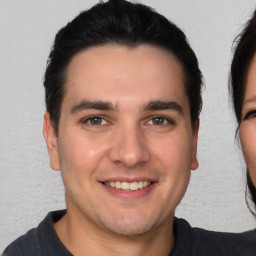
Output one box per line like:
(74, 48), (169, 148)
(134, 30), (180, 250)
(191, 120), (199, 170)
(43, 112), (60, 171)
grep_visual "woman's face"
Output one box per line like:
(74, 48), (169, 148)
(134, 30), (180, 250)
(239, 54), (256, 187)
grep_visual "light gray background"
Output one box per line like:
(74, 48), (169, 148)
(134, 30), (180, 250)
(1, 0), (256, 251)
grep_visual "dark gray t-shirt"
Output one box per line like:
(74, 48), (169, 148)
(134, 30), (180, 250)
(3, 210), (256, 256)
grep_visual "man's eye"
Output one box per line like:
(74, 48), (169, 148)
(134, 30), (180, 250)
(83, 116), (107, 125)
(148, 116), (173, 125)
(244, 111), (256, 120)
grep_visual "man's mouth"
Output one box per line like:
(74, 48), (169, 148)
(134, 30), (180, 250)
(103, 181), (152, 191)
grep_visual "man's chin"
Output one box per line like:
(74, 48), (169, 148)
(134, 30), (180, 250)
(97, 214), (160, 237)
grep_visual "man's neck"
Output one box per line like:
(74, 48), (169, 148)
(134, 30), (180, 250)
(54, 209), (175, 256)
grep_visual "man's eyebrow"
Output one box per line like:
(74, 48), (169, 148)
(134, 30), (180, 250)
(144, 100), (183, 114)
(71, 100), (114, 113)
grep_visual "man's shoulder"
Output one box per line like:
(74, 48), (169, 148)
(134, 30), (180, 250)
(3, 227), (40, 256)
(2, 210), (68, 256)
(173, 217), (256, 256)
(241, 228), (256, 240)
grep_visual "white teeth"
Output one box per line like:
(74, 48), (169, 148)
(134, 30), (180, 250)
(130, 182), (138, 191)
(122, 182), (130, 190)
(138, 181), (144, 189)
(104, 181), (151, 191)
(116, 181), (122, 189)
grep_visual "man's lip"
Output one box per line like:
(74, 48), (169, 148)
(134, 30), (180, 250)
(99, 177), (157, 183)
(100, 180), (157, 199)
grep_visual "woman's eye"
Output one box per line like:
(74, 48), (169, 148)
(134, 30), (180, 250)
(244, 111), (256, 120)
(83, 116), (107, 125)
(148, 116), (173, 125)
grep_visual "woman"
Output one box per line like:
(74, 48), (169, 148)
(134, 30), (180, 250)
(230, 10), (256, 220)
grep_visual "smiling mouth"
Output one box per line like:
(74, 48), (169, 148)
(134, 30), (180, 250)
(103, 181), (152, 191)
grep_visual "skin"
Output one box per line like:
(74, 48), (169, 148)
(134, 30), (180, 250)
(240, 53), (256, 187)
(43, 44), (199, 256)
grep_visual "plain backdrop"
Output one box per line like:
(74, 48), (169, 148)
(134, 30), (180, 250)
(1, 0), (256, 251)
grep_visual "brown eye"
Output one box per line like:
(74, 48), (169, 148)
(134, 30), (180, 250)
(82, 116), (107, 125)
(152, 117), (165, 125)
(91, 117), (103, 125)
(147, 116), (174, 126)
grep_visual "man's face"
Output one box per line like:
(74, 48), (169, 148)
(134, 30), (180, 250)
(44, 44), (199, 236)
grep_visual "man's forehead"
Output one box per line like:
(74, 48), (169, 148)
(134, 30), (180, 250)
(66, 44), (185, 79)
(65, 46), (185, 84)
(62, 44), (188, 114)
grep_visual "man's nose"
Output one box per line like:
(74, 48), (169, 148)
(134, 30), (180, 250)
(108, 125), (151, 167)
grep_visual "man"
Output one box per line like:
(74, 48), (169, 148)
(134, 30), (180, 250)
(3, 0), (256, 255)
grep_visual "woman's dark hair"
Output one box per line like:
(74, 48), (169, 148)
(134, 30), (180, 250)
(43, 0), (202, 135)
(229, 10), (256, 216)
(247, 170), (256, 216)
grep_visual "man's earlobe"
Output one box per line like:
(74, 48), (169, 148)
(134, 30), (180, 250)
(191, 120), (199, 170)
(43, 112), (60, 171)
